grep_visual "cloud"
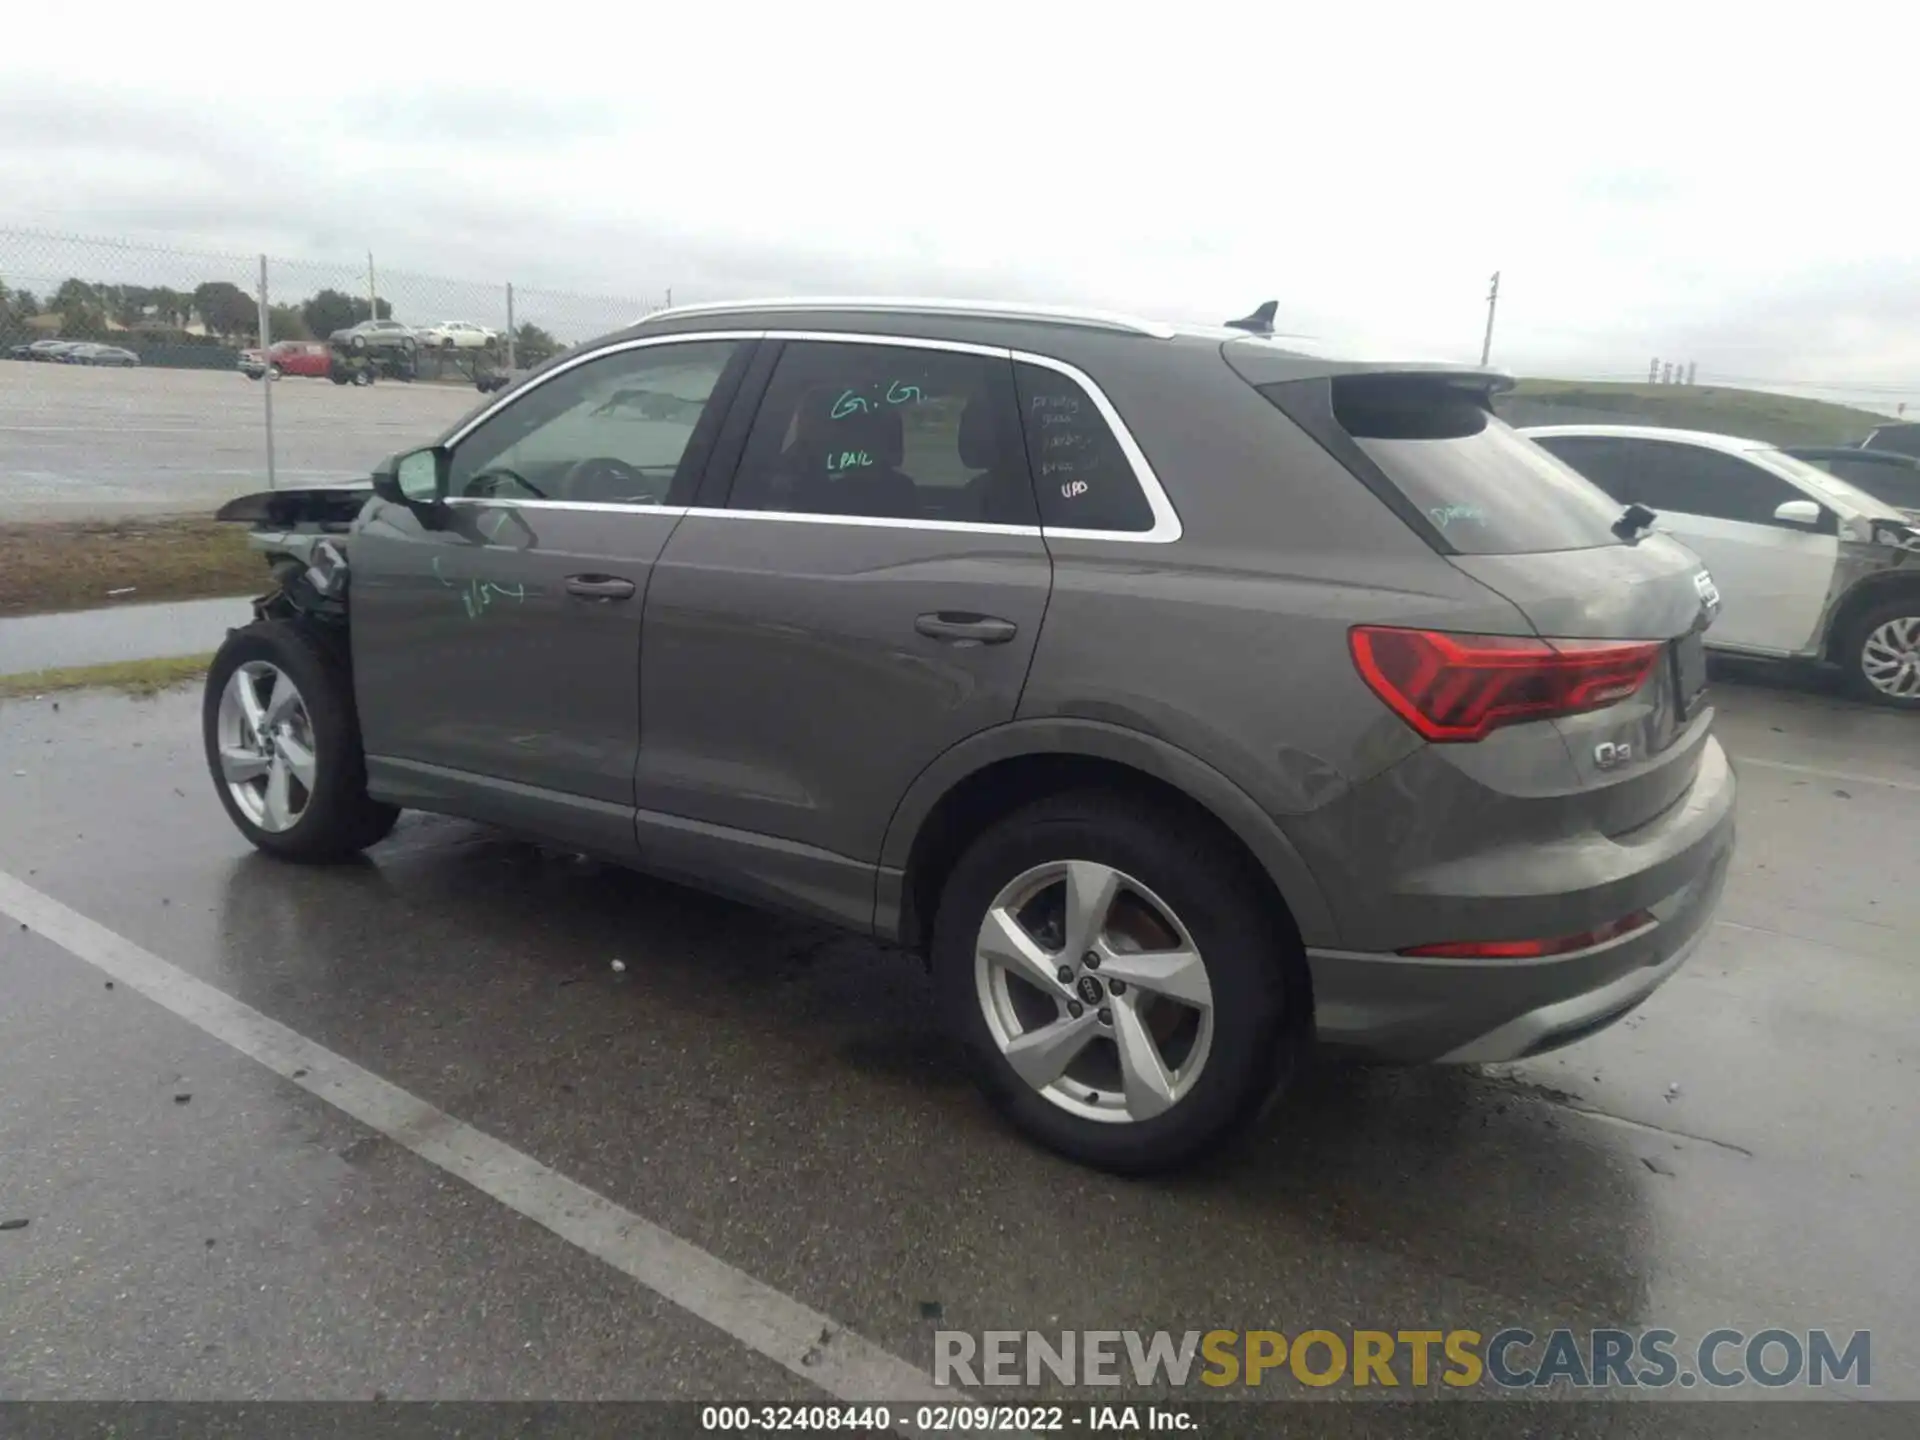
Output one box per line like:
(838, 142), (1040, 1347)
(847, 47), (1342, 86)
(1, 2), (1914, 411)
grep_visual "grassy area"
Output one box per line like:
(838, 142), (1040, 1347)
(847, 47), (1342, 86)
(0, 652), (213, 699)
(0, 517), (261, 617)
(1507, 379), (1889, 448)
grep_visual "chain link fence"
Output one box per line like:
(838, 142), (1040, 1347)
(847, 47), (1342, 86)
(0, 226), (667, 519)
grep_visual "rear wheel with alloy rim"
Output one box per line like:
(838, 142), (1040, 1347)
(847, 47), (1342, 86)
(935, 790), (1305, 1173)
(1843, 598), (1920, 709)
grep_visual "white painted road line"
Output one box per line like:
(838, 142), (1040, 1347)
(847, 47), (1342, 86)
(0, 867), (950, 1414)
(1738, 756), (1920, 796)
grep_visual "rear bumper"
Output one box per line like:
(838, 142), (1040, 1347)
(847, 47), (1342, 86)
(1305, 740), (1736, 1064)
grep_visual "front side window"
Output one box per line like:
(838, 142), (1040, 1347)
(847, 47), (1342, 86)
(448, 339), (741, 506)
(726, 341), (1036, 524)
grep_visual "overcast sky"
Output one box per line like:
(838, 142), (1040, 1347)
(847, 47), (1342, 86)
(3, 3), (1914, 410)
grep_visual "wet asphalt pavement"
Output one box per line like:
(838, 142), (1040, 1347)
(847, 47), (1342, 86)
(0, 662), (1915, 1422)
(0, 596), (255, 672)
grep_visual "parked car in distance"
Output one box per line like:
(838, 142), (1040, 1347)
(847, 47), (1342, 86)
(417, 320), (499, 349)
(65, 343), (141, 367)
(11, 338), (83, 361)
(1862, 422), (1920, 460)
(1525, 425), (1920, 707)
(200, 298), (1737, 1173)
(328, 319), (417, 354)
(1782, 446), (1920, 522)
(242, 340), (331, 380)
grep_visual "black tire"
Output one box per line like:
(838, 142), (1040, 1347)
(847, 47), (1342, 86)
(202, 620), (400, 862)
(351, 369), (373, 387)
(1840, 595), (1920, 710)
(268, 363), (283, 379)
(350, 334), (367, 352)
(932, 790), (1306, 1174)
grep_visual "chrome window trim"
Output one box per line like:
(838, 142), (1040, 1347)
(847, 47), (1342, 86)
(638, 296), (1178, 340)
(438, 327), (1182, 543)
(444, 497), (691, 515)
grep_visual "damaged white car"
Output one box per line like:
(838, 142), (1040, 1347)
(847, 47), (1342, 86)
(1524, 425), (1920, 708)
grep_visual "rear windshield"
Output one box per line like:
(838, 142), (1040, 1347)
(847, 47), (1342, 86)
(1271, 376), (1629, 555)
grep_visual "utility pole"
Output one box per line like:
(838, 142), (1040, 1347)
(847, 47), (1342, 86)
(368, 251), (378, 321)
(256, 254), (275, 490)
(1479, 271), (1500, 366)
(1649, 358), (1660, 383)
(1685, 361), (1696, 386)
(505, 282), (516, 370)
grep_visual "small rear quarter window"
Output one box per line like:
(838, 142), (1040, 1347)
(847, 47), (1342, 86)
(1014, 362), (1154, 533)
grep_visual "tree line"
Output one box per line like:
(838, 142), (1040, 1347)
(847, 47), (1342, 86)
(1, 275), (560, 362)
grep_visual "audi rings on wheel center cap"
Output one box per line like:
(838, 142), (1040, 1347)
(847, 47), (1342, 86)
(1075, 973), (1106, 1005)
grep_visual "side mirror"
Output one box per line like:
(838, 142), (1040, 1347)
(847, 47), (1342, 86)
(1774, 498), (1823, 527)
(371, 447), (450, 521)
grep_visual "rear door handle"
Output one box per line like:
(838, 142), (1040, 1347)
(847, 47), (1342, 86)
(565, 574), (637, 601)
(915, 612), (1017, 645)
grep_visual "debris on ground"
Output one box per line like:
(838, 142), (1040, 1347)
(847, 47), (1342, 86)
(610, 959), (627, 973)
(107, 587), (137, 597)
(0, 1219), (28, 1232)
(1665, 1082), (1682, 1101)
(919, 1300), (943, 1320)
(1641, 1155), (1676, 1177)
(173, 1093), (191, 1105)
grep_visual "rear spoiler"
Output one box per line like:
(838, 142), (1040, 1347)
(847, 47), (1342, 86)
(214, 485), (373, 526)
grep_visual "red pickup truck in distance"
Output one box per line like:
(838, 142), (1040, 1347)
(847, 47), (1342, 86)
(240, 341), (331, 380)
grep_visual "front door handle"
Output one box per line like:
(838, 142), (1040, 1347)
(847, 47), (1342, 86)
(565, 574), (636, 601)
(915, 612), (1017, 645)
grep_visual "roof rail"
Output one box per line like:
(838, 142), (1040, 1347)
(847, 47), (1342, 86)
(635, 296), (1178, 340)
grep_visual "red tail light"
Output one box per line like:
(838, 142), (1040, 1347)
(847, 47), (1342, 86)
(1349, 626), (1662, 742)
(1400, 910), (1656, 959)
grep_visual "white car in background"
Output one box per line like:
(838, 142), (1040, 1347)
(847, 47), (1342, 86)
(416, 320), (499, 349)
(1524, 425), (1920, 708)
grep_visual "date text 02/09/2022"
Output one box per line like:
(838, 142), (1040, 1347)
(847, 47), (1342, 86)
(699, 1404), (1197, 1433)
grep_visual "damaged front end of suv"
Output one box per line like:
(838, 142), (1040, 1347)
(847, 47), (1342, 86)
(212, 485), (370, 629)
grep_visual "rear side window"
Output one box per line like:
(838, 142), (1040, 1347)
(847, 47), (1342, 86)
(727, 341), (1037, 525)
(1014, 362), (1154, 533)
(1819, 458), (1920, 511)
(1264, 377), (1626, 555)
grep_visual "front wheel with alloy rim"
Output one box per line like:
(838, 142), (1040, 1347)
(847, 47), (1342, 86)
(203, 620), (399, 861)
(933, 791), (1306, 1173)
(1844, 597), (1920, 709)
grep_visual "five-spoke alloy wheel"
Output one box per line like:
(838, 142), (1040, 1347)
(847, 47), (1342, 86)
(936, 791), (1305, 1173)
(975, 860), (1215, 1125)
(216, 661), (317, 833)
(203, 620), (400, 860)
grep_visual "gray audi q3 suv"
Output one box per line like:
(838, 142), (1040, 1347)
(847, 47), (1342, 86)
(203, 297), (1736, 1171)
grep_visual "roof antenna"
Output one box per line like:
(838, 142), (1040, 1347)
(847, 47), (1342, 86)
(1224, 300), (1278, 336)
